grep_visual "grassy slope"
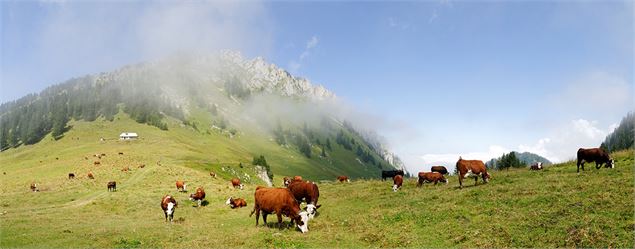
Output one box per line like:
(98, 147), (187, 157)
(0, 114), (632, 248)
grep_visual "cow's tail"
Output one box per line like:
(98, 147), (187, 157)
(249, 205), (256, 217)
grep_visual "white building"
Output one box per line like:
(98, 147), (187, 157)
(119, 132), (138, 140)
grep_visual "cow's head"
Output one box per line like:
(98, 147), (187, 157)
(392, 184), (399, 192)
(239, 184), (244, 190)
(296, 211), (309, 233)
(305, 204), (321, 219)
(166, 202), (175, 221)
(483, 172), (491, 183)
(283, 177), (291, 187)
(225, 197), (233, 206)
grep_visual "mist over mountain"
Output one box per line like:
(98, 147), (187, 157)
(0, 51), (405, 177)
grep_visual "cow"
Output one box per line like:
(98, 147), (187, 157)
(87, 172), (94, 179)
(138, 164), (145, 168)
(530, 162), (543, 171)
(68, 173), (75, 179)
(30, 183), (39, 192)
(121, 167), (130, 172)
(160, 195), (178, 222)
(226, 196), (247, 209)
(118, 152), (124, 155)
(456, 157), (491, 189)
(577, 148), (614, 173)
(287, 181), (321, 219)
(189, 187), (206, 207)
(417, 172), (448, 186)
(101, 153), (106, 156)
(209, 172), (216, 178)
(382, 170), (404, 181)
(250, 187), (309, 233)
(283, 177), (291, 187)
(336, 176), (350, 183)
(231, 178), (244, 190)
(392, 175), (403, 192)
(84, 156), (88, 160)
(107, 181), (117, 192)
(94, 161), (100, 165)
(431, 166), (448, 175)
(176, 181), (187, 192)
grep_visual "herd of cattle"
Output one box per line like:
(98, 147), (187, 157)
(26, 147), (616, 233)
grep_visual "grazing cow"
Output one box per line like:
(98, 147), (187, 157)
(231, 178), (244, 190)
(226, 196), (247, 209)
(101, 153), (106, 156)
(118, 152), (124, 155)
(30, 183), (39, 192)
(209, 172), (216, 178)
(336, 176), (350, 183)
(121, 167), (130, 172)
(68, 173), (75, 179)
(287, 181), (321, 219)
(87, 172), (94, 179)
(189, 187), (206, 207)
(431, 166), (449, 175)
(530, 162), (543, 171)
(160, 195), (178, 222)
(176, 181), (187, 192)
(107, 181), (117, 192)
(250, 187), (309, 233)
(382, 170), (404, 181)
(94, 161), (100, 165)
(456, 157), (491, 189)
(577, 148), (614, 173)
(417, 172), (448, 186)
(138, 164), (145, 168)
(392, 175), (403, 192)
(84, 156), (88, 160)
(283, 177), (291, 187)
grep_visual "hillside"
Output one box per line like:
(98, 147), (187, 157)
(0, 51), (405, 180)
(486, 151), (552, 170)
(601, 111), (634, 153)
(0, 134), (632, 248)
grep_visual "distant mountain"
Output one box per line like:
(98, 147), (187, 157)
(601, 111), (634, 153)
(0, 50), (405, 179)
(485, 151), (552, 169)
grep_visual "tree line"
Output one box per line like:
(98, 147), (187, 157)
(601, 111), (634, 153)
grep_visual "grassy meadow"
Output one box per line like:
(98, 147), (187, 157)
(0, 114), (633, 248)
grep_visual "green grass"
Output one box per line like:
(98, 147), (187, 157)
(1, 114), (633, 247)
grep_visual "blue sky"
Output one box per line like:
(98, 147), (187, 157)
(1, 1), (633, 173)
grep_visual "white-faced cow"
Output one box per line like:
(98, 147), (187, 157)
(530, 162), (543, 170)
(189, 187), (206, 207)
(176, 181), (187, 192)
(336, 176), (350, 183)
(30, 183), (39, 192)
(431, 166), (448, 175)
(577, 148), (614, 173)
(417, 172), (448, 186)
(392, 175), (403, 192)
(161, 195), (178, 222)
(231, 178), (244, 190)
(456, 157), (491, 189)
(107, 181), (117, 192)
(287, 181), (321, 219)
(226, 196), (247, 209)
(250, 186), (309, 233)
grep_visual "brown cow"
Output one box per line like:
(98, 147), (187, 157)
(189, 187), (206, 207)
(231, 178), (244, 190)
(68, 173), (75, 179)
(287, 181), (321, 219)
(138, 164), (145, 168)
(336, 176), (350, 183)
(293, 176), (303, 182)
(226, 196), (247, 209)
(121, 167), (130, 172)
(30, 183), (39, 192)
(392, 175), (403, 192)
(530, 162), (543, 171)
(456, 157), (491, 189)
(577, 148), (614, 173)
(210, 172), (216, 178)
(107, 181), (116, 192)
(250, 187), (309, 233)
(94, 161), (100, 165)
(87, 172), (94, 179)
(176, 181), (187, 192)
(431, 166), (448, 175)
(417, 172), (448, 186)
(160, 195), (178, 222)
(118, 152), (124, 155)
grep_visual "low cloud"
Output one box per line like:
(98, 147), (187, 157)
(416, 145), (510, 173)
(288, 35), (319, 72)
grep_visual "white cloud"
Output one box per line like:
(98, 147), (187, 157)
(288, 35), (319, 72)
(552, 72), (633, 117)
(428, 9), (439, 23)
(415, 145), (510, 173)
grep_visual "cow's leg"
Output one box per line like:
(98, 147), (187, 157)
(595, 162), (602, 170)
(576, 159), (582, 173)
(164, 211), (168, 222)
(434, 180), (438, 185)
(263, 212), (268, 225)
(198, 200), (202, 207)
(255, 209), (260, 226)
(458, 174), (463, 189)
(276, 212), (283, 229)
